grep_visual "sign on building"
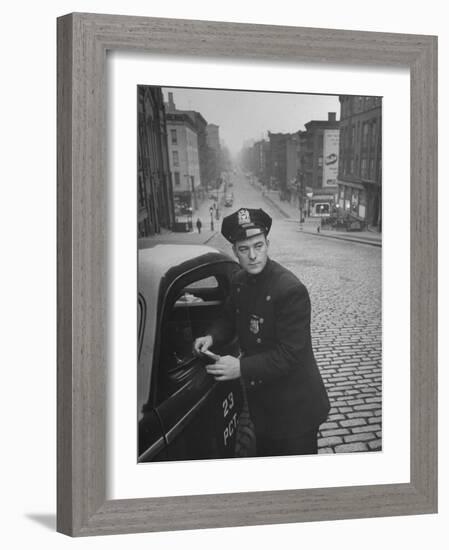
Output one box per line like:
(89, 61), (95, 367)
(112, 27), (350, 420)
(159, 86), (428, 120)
(322, 129), (339, 187)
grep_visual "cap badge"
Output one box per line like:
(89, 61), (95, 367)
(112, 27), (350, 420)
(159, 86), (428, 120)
(238, 208), (251, 225)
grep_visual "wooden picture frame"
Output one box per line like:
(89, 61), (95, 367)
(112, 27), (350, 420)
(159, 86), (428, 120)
(57, 12), (437, 536)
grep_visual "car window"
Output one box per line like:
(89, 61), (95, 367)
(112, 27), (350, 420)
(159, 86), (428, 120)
(184, 276), (218, 290)
(153, 268), (234, 405)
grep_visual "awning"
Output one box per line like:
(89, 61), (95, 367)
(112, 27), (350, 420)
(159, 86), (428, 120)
(336, 180), (365, 190)
(312, 194), (336, 201)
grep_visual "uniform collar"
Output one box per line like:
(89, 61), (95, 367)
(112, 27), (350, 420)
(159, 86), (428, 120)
(245, 257), (273, 285)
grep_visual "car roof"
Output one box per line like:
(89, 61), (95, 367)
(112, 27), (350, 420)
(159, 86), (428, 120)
(139, 244), (222, 284)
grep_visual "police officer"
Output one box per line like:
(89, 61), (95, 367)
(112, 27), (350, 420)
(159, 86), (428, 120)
(194, 207), (330, 456)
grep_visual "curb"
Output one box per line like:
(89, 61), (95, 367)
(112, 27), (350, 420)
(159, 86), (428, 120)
(301, 230), (382, 247)
(261, 190), (381, 248)
(203, 231), (218, 245)
(261, 192), (291, 219)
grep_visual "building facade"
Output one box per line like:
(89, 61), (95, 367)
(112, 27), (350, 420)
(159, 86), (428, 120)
(337, 96), (382, 230)
(206, 123), (220, 152)
(166, 111), (202, 213)
(299, 112), (340, 216)
(205, 123), (222, 185)
(166, 92), (215, 193)
(267, 132), (301, 199)
(253, 139), (270, 185)
(137, 86), (175, 237)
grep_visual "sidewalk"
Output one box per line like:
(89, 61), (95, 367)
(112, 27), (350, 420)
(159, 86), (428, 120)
(138, 190), (223, 250)
(259, 185), (382, 248)
(138, 225), (218, 249)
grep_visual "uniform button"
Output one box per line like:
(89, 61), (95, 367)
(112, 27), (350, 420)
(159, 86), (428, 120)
(236, 308), (239, 314)
(266, 295), (271, 301)
(256, 338), (262, 344)
(258, 380), (263, 384)
(250, 380), (255, 386)
(237, 287), (241, 293)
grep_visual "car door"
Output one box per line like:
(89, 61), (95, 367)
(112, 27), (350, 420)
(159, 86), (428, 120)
(139, 260), (243, 462)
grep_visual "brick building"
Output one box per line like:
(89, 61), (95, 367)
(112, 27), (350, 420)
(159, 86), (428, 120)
(166, 92), (217, 193)
(137, 86), (175, 237)
(252, 139), (270, 184)
(267, 132), (301, 199)
(337, 96), (382, 230)
(166, 111), (202, 212)
(299, 112), (340, 215)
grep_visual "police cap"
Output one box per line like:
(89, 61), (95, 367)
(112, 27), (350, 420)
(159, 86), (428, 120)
(221, 208), (272, 243)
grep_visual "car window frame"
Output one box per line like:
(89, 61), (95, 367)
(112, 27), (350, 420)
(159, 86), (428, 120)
(148, 259), (239, 408)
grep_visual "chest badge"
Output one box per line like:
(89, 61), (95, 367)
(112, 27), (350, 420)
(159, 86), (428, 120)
(249, 314), (262, 334)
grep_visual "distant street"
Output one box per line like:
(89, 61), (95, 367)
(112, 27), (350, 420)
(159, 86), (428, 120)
(207, 172), (382, 454)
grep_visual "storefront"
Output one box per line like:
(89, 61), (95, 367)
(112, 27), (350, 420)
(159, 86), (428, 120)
(310, 190), (338, 217)
(338, 182), (367, 221)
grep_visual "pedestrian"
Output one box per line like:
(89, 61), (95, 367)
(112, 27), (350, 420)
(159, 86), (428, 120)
(193, 207), (330, 457)
(196, 217), (202, 234)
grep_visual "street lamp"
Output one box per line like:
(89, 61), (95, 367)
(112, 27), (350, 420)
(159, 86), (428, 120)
(209, 206), (214, 231)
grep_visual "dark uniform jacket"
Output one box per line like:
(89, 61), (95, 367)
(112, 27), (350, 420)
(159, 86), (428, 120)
(210, 258), (330, 439)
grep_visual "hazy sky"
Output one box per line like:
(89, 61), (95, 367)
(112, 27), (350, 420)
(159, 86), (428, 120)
(163, 87), (340, 157)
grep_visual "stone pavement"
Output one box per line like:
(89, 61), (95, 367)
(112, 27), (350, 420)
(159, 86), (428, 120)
(315, 343), (382, 454)
(139, 176), (382, 455)
(264, 222), (382, 455)
(204, 218), (382, 455)
(227, 175), (382, 455)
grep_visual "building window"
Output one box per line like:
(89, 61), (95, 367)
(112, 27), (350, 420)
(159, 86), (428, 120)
(361, 159), (368, 178)
(369, 159), (375, 179)
(174, 172), (180, 185)
(171, 129), (177, 145)
(371, 120), (377, 150)
(138, 174), (146, 207)
(362, 123), (369, 148)
(172, 150), (179, 167)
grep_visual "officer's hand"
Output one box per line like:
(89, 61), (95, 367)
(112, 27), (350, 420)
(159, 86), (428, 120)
(206, 355), (241, 381)
(193, 335), (213, 355)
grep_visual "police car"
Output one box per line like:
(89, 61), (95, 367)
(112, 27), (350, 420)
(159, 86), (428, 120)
(138, 244), (244, 462)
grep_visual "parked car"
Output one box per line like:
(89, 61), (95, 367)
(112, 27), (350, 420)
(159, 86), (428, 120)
(224, 193), (234, 207)
(138, 244), (243, 462)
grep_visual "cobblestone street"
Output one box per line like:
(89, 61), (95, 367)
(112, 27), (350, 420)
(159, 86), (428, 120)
(208, 223), (382, 454)
(141, 173), (382, 455)
(277, 229), (382, 454)
(206, 175), (382, 454)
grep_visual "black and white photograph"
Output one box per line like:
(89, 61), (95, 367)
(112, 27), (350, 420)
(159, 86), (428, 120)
(137, 85), (382, 463)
